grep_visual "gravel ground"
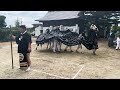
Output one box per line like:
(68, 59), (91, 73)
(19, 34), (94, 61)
(0, 38), (120, 79)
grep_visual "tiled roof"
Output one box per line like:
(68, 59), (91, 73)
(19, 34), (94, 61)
(36, 11), (81, 21)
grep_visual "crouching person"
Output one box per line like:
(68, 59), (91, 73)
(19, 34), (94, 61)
(12, 25), (32, 71)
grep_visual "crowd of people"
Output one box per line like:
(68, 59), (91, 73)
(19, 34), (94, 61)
(11, 23), (120, 72)
(107, 29), (120, 50)
(36, 23), (99, 55)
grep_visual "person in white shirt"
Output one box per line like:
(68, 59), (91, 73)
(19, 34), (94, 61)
(116, 35), (120, 50)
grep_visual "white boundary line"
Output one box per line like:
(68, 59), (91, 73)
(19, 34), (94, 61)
(1, 62), (70, 79)
(31, 69), (70, 79)
(72, 65), (84, 79)
(30, 57), (82, 66)
(0, 41), (86, 79)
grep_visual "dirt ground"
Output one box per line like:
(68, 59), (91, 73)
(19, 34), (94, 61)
(0, 37), (120, 79)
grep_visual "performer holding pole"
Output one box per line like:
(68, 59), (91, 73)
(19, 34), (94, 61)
(12, 25), (32, 71)
(10, 25), (14, 69)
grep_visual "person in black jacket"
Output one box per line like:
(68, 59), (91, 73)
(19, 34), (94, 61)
(88, 24), (99, 55)
(107, 30), (115, 47)
(12, 25), (32, 71)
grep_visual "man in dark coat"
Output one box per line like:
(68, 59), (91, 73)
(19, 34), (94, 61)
(88, 24), (99, 55)
(107, 30), (115, 47)
(12, 25), (32, 71)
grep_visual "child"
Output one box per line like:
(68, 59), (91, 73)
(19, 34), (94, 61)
(116, 35), (120, 50)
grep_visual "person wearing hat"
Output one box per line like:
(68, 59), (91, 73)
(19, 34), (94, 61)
(12, 25), (32, 71)
(88, 23), (99, 55)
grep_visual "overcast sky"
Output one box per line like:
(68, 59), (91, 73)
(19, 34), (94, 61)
(0, 11), (48, 28)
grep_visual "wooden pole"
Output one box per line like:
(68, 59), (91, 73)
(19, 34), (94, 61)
(10, 25), (14, 69)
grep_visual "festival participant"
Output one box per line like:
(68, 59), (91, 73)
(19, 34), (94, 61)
(88, 23), (99, 55)
(52, 26), (61, 52)
(107, 30), (115, 47)
(116, 35), (120, 50)
(12, 25), (32, 71)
